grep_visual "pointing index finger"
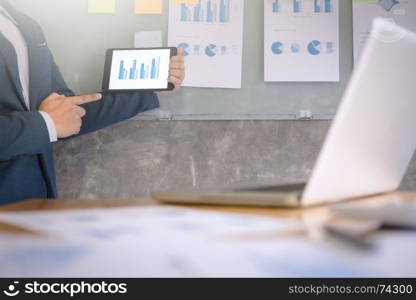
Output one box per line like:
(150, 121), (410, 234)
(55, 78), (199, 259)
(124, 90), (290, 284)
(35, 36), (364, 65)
(69, 93), (102, 105)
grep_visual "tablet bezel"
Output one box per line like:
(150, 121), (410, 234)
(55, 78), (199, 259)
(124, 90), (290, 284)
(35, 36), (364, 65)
(102, 47), (177, 93)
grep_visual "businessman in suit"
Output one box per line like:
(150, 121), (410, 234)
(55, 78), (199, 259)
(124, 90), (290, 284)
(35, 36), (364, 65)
(0, 0), (185, 205)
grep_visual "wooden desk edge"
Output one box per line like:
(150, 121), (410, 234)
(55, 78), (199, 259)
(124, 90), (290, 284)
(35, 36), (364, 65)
(0, 192), (415, 234)
(1, 191), (415, 217)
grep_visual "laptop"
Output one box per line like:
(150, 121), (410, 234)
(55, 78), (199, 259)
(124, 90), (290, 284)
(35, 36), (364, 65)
(152, 19), (416, 208)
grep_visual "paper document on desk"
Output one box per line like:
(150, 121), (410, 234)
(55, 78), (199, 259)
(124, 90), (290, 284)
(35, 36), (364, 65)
(0, 206), (299, 239)
(2, 206), (416, 277)
(0, 206), (301, 277)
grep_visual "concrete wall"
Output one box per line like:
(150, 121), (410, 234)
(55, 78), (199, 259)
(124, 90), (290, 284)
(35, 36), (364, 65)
(54, 120), (416, 199)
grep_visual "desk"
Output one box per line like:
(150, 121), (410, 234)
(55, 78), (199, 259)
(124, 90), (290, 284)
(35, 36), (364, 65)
(0, 192), (415, 277)
(0, 191), (415, 237)
(0, 191), (415, 219)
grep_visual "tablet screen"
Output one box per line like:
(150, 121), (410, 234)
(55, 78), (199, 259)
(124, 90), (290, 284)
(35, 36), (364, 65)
(108, 49), (171, 91)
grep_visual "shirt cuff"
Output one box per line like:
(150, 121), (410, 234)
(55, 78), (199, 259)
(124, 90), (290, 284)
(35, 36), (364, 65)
(39, 111), (58, 142)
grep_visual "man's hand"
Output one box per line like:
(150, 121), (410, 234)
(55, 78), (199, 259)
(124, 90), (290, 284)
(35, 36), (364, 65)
(39, 92), (102, 138)
(158, 47), (185, 94)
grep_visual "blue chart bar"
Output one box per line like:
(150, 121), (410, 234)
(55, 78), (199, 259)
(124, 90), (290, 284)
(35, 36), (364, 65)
(207, 0), (215, 22)
(193, 2), (202, 22)
(314, 0), (321, 13)
(180, 4), (189, 22)
(140, 63), (146, 80)
(129, 60), (137, 80)
(140, 64), (149, 79)
(325, 0), (332, 13)
(326, 42), (334, 53)
(119, 60), (127, 80)
(272, 0), (279, 13)
(293, 0), (301, 13)
(219, 0), (230, 23)
(221, 46), (227, 55)
(194, 45), (200, 55)
(150, 57), (160, 79)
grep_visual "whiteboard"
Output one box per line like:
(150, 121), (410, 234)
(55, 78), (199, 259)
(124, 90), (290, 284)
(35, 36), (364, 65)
(11, 0), (354, 120)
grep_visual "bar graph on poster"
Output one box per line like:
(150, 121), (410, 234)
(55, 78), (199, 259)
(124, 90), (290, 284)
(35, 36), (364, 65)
(264, 0), (340, 82)
(179, 0), (230, 23)
(168, 0), (244, 89)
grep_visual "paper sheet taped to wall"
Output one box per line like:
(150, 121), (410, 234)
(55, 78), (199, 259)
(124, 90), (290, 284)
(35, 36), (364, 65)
(168, 0), (245, 89)
(353, 0), (416, 62)
(264, 0), (340, 82)
(88, 0), (116, 14)
(134, 0), (163, 14)
(134, 31), (163, 48)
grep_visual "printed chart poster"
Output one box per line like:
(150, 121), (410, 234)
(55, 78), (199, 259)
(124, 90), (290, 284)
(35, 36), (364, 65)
(264, 0), (340, 82)
(168, 0), (244, 88)
(353, 0), (416, 62)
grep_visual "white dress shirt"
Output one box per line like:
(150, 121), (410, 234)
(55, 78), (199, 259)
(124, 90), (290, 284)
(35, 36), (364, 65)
(0, 5), (57, 142)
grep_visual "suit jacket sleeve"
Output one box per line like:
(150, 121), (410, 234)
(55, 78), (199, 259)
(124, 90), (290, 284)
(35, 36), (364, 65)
(50, 53), (160, 139)
(0, 111), (51, 161)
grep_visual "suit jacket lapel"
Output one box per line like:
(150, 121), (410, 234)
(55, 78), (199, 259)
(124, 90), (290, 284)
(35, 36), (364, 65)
(0, 33), (27, 110)
(13, 15), (42, 111)
(2, 0), (46, 111)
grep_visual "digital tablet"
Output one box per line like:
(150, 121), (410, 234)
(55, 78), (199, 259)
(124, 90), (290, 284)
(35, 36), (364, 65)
(102, 47), (177, 92)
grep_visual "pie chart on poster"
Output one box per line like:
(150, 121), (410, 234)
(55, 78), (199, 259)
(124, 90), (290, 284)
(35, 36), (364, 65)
(178, 43), (190, 56)
(307, 40), (321, 55)
(271, 41), (284, 55)
(291, 43), (301, 53)
(205, 44), (217, 57)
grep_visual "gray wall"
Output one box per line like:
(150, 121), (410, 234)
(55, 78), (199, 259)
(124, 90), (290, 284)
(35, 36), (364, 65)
(54, 120), (416, 199)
